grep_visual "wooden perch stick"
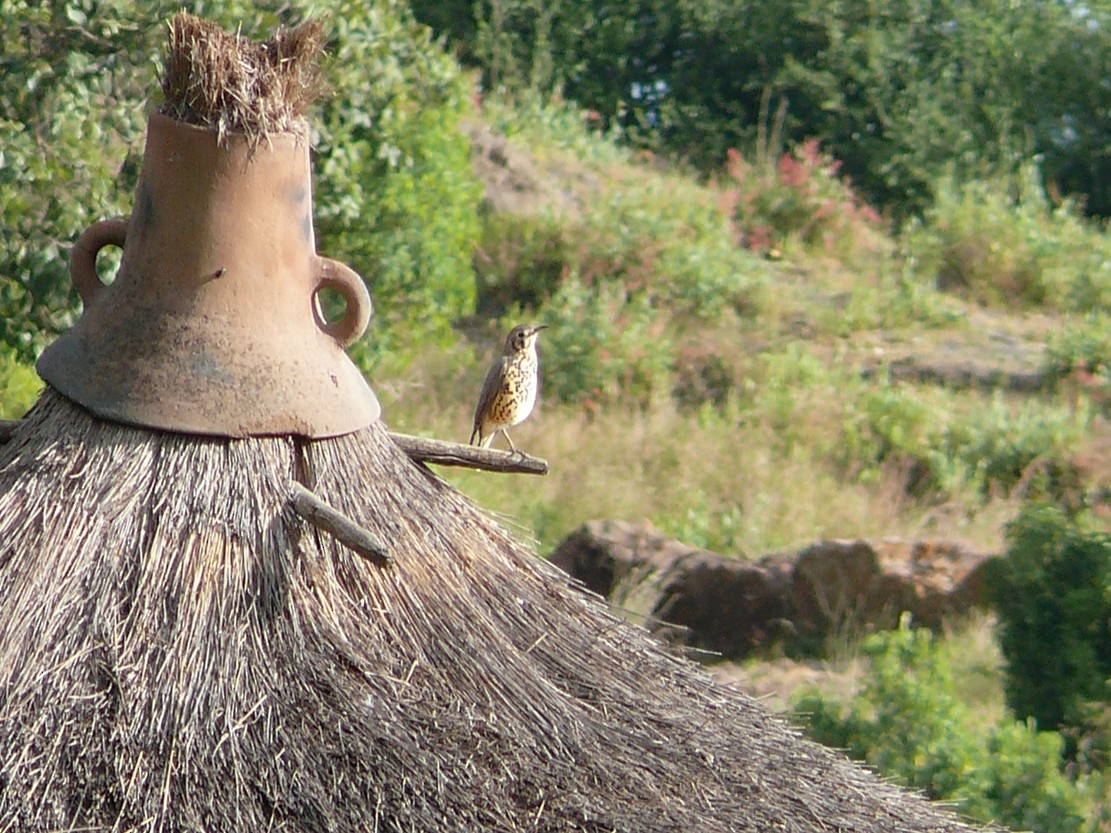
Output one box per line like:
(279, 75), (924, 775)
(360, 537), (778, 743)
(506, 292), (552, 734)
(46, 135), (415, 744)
(288, 481), (391, 567)
(388, 432), (548, 475)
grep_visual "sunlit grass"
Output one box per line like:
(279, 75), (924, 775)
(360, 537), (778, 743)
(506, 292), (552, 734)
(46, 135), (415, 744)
(720, 611), (1005, 720)
(376, 338), (1068, 558)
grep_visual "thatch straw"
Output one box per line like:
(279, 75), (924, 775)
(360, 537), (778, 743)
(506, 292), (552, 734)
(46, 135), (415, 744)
(160, 12), (325, 143)
(0, 389), (990, 831)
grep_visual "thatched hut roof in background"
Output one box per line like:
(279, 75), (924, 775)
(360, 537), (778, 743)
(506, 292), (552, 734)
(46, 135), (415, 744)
(0, 12), (992, 832)
(1, 390), (988, 831)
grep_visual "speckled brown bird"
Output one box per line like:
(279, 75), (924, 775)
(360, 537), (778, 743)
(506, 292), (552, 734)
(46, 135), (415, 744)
(469, 324), (547, 452)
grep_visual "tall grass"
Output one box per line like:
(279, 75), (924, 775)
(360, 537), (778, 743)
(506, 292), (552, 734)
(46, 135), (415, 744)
(380, 341), (1061, 557)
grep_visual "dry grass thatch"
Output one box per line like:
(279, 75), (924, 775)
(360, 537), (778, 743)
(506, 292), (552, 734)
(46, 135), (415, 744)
(0, 389), (990, 831)
(160, 12), (325, 143)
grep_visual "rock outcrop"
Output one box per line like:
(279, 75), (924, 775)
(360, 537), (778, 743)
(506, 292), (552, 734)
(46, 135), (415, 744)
(550, 520), (994, 660)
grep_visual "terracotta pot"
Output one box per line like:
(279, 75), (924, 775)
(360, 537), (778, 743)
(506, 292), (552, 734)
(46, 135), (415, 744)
(38, 111), (381, 438)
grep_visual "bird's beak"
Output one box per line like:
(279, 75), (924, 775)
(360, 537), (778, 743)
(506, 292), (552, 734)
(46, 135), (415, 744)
(531, 324), (549, 334)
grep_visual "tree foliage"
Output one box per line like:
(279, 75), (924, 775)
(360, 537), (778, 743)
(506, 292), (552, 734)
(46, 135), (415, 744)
(1, 0), (153, 357)
(413, 0), (1111, 220)
(313, 0), (481, 367)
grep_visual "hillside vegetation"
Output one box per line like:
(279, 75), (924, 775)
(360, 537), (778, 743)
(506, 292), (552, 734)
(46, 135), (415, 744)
(3, 2), (1111, 831)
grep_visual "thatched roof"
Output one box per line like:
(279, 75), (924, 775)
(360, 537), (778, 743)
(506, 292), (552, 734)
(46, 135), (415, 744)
(0, 390), (988, 831)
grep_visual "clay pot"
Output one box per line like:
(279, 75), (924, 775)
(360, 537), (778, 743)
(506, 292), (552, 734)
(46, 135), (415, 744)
(38, 111), (380, 438)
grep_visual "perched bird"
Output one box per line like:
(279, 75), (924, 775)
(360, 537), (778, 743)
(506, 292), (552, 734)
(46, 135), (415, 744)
(470, 323), (548, 452)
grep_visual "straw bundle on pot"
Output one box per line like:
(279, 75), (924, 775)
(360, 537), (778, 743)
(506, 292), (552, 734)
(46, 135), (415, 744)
(0, 13), (990, 832)
(160, 13), (325, 143)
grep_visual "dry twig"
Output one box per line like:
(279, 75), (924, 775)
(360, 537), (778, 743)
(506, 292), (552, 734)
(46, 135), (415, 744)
(2, 420), (549, 478)
(288, 481), (390, 566)
(388, 432), (548, 475)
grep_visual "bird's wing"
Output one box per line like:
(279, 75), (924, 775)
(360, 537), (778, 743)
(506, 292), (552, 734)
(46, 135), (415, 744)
(471, 357), (507, 440)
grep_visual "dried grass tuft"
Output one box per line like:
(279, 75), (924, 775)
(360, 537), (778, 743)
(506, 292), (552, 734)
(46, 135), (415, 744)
(160, 12), (326, 143)
(0, 389), (991, 831)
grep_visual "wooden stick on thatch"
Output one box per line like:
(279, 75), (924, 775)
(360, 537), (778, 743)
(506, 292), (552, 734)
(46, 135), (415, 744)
(289, 481), (390, 566)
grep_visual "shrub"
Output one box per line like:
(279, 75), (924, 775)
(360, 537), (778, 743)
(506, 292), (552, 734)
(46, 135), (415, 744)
(468, 103), (766, 322)
(986, 505), (1111, 736)
(837, 384), (955, 495)
(0, 0), (156, 360)
(475, 212), (572, 316)
(314, 0), (483, 369)
(840, 385), (1087, 501)
(661, 504), (746, 557)
(532, 277), (672, 409)
(720, 137), (886, 262)
(1044, 315), (1111, 396)
(902, 166), (1111, 312)
(943, 395), (1087, 499)
(0, 351), (42, 419)
(794, 619), (1093, 832)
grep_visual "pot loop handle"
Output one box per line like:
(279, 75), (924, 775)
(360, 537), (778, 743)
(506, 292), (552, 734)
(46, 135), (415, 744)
(71, 220), (371, 350)
(314, 258), (372, 349)
(70, 219), (128, 304)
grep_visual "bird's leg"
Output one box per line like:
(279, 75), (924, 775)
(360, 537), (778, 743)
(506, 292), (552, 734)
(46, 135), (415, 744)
(502, 430), (518, 454)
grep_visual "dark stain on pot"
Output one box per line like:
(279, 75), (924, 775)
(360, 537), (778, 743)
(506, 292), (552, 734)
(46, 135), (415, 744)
(133, 184), (156, 236)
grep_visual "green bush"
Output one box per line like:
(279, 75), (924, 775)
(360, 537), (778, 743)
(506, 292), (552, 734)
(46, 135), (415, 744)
(468, 100), (765, 322)
(661, 504), (746, 557)
(315, 0), (483, 370)
(0, 351), (42, 419)
(1045, 315), (1111, 388)
(0, 0), (157, 360)
(721, 138), (885, 261)
(794, 619), (1094, 832)
(837, 384), (955, 495)
(475, 211), (578, 316)
(903, 166), (1111, 311)
(986, 505), (1111, 736)
(943, 396), (1086, 499)
(532, 277), (672, 408)
(840, 385), (1086, 500)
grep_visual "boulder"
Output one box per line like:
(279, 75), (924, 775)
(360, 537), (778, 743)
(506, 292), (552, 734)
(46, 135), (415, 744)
(550, 520), (996, 660)
(550, 520), (794, 656)
(790, 538), (993, 640)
